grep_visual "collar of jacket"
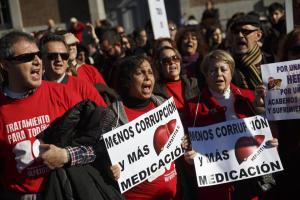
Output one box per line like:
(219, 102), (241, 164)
(202, 83), (250, 115)
(110, 94), (165, 127)
(154, 74), (199, 101)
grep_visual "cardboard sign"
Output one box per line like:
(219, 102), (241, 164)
(103, 98), (184, 193)
(261, 59), (300, 121)
(147, 0), (170, 39)
(188, 115), (283, 187)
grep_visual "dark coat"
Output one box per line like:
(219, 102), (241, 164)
(38, 100), (125, 200)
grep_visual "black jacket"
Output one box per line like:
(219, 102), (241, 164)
(38, 100), (125, 200)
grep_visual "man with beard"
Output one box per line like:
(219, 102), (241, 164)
(229, 13), (274, 90)
(98, 28), (126, 87)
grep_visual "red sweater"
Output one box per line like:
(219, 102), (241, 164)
(123, 102), (178, 200)
(77, 64), (107, 86)
(66, 75), (106, 107)
(0, 81), (81, 193)
(165, 80), (185, 113)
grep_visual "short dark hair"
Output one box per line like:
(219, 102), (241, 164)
(0, 31), (36, 60)
(176, 27), (207, 56)
(268, 2), (284, 14)
(0, 31), (36, 84)
(99, 28), (121, 46)
(39, 33), (68, 53)
(113, 55), (153, 96)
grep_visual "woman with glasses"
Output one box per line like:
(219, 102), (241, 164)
(153, 46), (199, 115)
(183, 50), (278, 200)
(96, 55), (180, 200)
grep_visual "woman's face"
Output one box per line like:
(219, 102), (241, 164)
(213, 28), (223, 45)
(159, 49), (181, 81)
(206, 59), (232, 94)
(128, 60), (155, 100)
(181, 32), (198, 56)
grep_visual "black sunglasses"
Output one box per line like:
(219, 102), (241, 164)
(7, 51), (41, 62)
(232, 28), (258, 36)
(47, 52), (69, 60)
(160, 55), (180, 65)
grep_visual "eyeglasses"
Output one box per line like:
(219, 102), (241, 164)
(160, 55), (180, 65)
(7, 51), (41, 62)
(232, 28), (258, 36)
(46, 52), (69, 60)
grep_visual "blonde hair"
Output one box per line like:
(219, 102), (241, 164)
(200, 50), (235, 76)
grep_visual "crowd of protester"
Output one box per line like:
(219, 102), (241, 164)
(0, 1), (299, 199)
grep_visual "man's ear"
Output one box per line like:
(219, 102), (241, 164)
(256, 30), (263, 42)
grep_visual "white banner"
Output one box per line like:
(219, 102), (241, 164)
(188, 115), (283, 187)
(103, 97), (184, 193)
(147, 0), (170, 39)
(261, 59), (300, 120)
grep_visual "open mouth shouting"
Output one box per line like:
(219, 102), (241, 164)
(30, 68), (41, 81)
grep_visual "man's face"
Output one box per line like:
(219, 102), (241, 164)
(271, 10), (284, 24)
(116, 26), (126, 37)
(231, 24), (262, 55)
(101, 40), (122, 59)
(42, 41), (69, 81)
(67, 43), (77, 61)
(136, 30), (147, 47)
(2, 39), (42, 92)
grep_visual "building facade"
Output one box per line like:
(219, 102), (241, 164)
(0, 0), (287, 35)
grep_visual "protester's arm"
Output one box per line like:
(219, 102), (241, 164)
(40, 144), (69, 169)
(40, 144), (96, 169)
(65, 145), (96, 166)
(86, 23), (99, 45)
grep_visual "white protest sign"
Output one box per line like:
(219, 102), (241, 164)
(103, 97), (184, 193)
(261, 59), (300, 121)
(188, 115), (283, 187)
(147, 0), (170, 39)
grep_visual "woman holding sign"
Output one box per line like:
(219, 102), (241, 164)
(96, 55), (180, 200)
(183, 50), (278, 200)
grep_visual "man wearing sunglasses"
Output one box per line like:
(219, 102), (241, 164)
(0, 31), (97, 198)
(229, 13), (274, 90)
(39, 33), (106, 107)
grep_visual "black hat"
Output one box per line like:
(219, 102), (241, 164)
(230, 14), (261, 29)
